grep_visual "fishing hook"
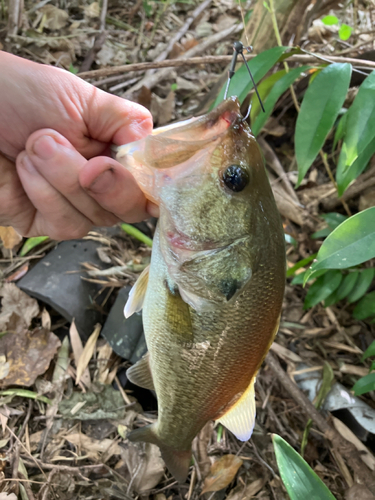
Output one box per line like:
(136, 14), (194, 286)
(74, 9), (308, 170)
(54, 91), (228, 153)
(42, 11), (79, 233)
(224, 41), (265, 121)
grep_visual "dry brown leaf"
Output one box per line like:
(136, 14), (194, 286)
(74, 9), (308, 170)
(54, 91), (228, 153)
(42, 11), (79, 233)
(0, 327), (60, 387)
(5, 263), (29, 283)
(226, 477), (266, 500)
(0, 355), (10, 380)
(40, 5), (69, 30)
(0, 284), (39, 330)
(345, 484), (375, 500)
(76, 324), (101, 385)
(122, 442), (165, 494)
(69, 320), (91, 388)
(95, 342), (113, 384)
(150, 91), (175, 127)
(0, 226), (22, 249)
(65, 433), (121, 462)
(332, 416), (375, 471)
(201, 454), (243, 494)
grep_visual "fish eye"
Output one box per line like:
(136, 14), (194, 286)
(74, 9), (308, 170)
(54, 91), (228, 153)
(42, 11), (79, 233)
(222, 165), (249, 192)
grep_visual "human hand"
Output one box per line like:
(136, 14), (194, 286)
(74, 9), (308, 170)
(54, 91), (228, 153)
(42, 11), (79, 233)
(0, 52), (158, 240)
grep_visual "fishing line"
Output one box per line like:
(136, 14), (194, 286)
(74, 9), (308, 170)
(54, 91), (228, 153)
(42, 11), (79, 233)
(224, 41), (265, 120)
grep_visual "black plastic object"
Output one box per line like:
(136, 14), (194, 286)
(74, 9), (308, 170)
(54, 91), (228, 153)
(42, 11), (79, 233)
(101, 286), (147, 364)
(18, 239), (106, 341)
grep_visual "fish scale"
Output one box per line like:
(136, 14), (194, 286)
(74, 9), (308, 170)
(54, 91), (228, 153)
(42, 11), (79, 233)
(117, 97), (286, 482)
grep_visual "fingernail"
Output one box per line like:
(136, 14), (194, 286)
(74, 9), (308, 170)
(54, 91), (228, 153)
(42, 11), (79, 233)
(32, 135), (57, 160)
(22, 155), (37, 174)
(88, 169), (115, 194)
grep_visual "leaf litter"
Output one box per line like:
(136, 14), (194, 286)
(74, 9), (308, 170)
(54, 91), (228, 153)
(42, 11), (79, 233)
(1, 0), (375, 498)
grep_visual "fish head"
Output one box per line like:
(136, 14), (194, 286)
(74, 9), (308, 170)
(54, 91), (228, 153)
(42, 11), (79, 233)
(117, 97), (284, 310)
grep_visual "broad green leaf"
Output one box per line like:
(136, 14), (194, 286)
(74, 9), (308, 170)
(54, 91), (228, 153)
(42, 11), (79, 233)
(212, 46), (287, 108)
(353, 372), (375, 396)
(291, 268), (326, 285)
(353, 291), (375, 320)
(362, 340), (375, 361)
(20, 236), (49, 256)
(252, 66), (310, 136)
(332, 111), (348, 151)
(305, 207), (375, 281)
(336, 70), (375, 195)
(347, 268), (375, 303)
(304, 270), (342, 309)
(322, 15), (338, 25)
(339, 24), (352, 41)
(250, 69), (287, 124)
(272, 434), (337, 500)
(336, 136), (375, 194)
(324, 271), (359, 306)
(296, 63), (352, 186)
(311, 213), (348, 239)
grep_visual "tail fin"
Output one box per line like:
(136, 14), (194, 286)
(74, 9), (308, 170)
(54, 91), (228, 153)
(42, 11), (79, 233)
(128, 424), (192, 483)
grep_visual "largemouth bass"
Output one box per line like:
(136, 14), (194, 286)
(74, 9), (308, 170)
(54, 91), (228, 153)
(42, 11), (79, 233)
(116, 97), (285, 482)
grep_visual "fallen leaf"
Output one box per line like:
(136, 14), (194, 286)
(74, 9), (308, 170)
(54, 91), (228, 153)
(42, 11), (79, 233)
(0, 284), (39, 330)
(40, 5), (69, 30)
(226, 477), (267, 500)
(59, 383), (127, 420)
(122, 442), (165, 493)
(70, 320), (91, 388)
(0, 226), (22, 249)
(65, 433), (121, 462)
(0, 493), (17, 500)
(5, 263), (29, 282)
(150, 91), (175, 126)
(0, 355), (10, 380)
(201, 454), (243, 494)
(345, 484), (375, 500)
(0, 327), (60, 387)
(76, 324), (101, 385)
(84, 1), (100, 18)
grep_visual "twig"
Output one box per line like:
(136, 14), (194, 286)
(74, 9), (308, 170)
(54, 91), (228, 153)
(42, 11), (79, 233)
(79, 0), (108, 73)
(265, 352), (375, 493)
(258, 137), (300, 204)
(78, 53), (375, 81)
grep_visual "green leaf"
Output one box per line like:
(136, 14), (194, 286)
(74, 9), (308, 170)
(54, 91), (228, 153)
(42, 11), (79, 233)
(370, 360), (375, 372)
(323, 271), (359, 306)
(336, 136), (375, 194)
(212, 46), (287, 108)
(304, 270), (342, 309)
(305, 207), (375, 281)
(273, 434), (337, 500)
(287, 254), (317, 278)
(252, 66), (310, 136)
(295, 63), (352, 186)
(353, 291), (375, 320)
(336, 70), (375, 195)
(332, 111), (348, 151)
(250, 69), (287, 124)
(121, 223), (153, 247)
(339, 24), (352, 41)
(291, 269), (326, 285)
(20, 236), (49, 256)
(362, 340), (375, 361)
(347, 268), (375, 303)
(353, 372), (375, 396)
(311, 213), (348, 239)
(321, 15), (339, 25)
(0, 389), (52, 405)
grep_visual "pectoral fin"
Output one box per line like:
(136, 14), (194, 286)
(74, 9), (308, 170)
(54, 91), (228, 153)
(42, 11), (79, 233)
(216, 377), (256, 441)
(124, 265), (150, 318)
(126, 353), (154, 390)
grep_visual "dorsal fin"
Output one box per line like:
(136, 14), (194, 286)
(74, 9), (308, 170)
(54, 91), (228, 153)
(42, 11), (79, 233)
(126, 353), (154, 390)
(124, 265), (150, 318)
(216, 376), (256, 441)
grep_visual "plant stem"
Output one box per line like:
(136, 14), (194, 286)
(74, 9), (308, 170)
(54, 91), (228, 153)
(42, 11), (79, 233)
(121, 223), (153, 247)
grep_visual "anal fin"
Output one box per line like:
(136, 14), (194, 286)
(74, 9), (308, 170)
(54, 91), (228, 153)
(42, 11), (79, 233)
(124, 265), (150, 318)
(126, 353), (154, 390)
(216, 376), (256, 441)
